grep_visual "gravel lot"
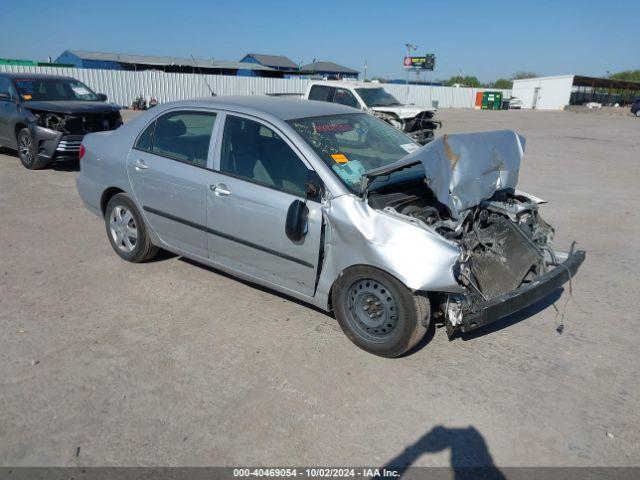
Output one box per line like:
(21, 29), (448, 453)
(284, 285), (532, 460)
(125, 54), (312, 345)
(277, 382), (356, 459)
(1, 108), (639, 468)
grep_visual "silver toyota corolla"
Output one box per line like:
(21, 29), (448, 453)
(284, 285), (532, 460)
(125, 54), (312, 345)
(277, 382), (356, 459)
(76, 96), (584, 357)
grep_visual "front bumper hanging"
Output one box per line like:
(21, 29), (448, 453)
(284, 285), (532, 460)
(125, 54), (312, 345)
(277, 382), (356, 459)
(459, 248), (586, 333)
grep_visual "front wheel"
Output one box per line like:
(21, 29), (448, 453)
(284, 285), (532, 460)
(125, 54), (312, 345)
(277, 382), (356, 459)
(18, 128), (48, 170)
(635, 110), (640, 117)
(332, 266), (430, 357)
(104, 193), (158, 262)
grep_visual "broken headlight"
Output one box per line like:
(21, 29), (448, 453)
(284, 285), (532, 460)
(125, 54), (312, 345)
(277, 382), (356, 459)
(35, 112), (67, 132)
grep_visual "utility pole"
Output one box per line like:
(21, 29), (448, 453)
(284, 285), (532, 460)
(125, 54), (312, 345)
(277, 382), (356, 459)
(405, 43), (417, 101)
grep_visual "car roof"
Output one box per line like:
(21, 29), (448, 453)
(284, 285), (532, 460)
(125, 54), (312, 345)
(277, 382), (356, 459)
(163, 95), (360, 121)
(0, 72), (79, 81)
(309, 81), (383, 90)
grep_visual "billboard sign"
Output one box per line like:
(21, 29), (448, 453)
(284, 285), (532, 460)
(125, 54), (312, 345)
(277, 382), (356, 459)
(403, 54), (435, 71)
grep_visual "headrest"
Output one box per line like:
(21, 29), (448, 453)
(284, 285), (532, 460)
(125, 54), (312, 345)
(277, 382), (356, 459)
(156, 119), (186, 138)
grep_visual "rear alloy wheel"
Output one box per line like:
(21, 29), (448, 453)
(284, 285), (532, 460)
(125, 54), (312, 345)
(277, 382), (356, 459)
(636, 110), (640, 117)
(104, 193), (158, 262)
(332, 266), (430, 357)
(17, 128), (48, 170)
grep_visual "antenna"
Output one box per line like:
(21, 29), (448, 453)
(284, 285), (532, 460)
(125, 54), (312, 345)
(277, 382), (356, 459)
(190, 54), (216, 96)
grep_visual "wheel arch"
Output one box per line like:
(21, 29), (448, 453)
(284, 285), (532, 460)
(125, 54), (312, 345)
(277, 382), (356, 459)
(100, 187), (126, 216)
(14, 122), (27, 139)
(327, 263), (412, 312)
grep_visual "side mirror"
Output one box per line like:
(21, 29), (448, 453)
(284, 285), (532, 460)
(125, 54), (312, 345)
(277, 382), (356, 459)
(0, 93), (13, 102)
(285, 199), (309, 242)
(97, 93), (108, 102)
(305, 181), (320, 200)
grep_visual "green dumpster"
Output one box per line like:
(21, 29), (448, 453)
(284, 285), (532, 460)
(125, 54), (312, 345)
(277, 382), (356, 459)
(482, 91), (503, 110)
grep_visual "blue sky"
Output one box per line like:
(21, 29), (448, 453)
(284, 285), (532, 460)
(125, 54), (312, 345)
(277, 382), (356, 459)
(1, 0), (637, 81)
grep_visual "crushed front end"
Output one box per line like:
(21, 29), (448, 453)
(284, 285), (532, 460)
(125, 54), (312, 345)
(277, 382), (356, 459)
(28, 110), (122, 161)
(435, 191), (584, 335)
(362, 130), (585, 337)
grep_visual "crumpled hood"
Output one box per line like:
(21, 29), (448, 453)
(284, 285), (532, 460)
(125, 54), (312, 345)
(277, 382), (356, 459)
(406, 130), (525, 218)
(362, 130), (525, 219)
(371, 105), (435, 118)
(22, 101), (120, 115)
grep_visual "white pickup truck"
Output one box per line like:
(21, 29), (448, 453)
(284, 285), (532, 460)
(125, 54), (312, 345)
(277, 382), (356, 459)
(303, 81), (441, 144)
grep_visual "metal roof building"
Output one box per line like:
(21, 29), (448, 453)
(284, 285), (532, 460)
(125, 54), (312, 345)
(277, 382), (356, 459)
(512, 74), (640, 110)
(300, 61), (359, 80)
(240, 53), (298, 72)
(56, 50), (282, 77)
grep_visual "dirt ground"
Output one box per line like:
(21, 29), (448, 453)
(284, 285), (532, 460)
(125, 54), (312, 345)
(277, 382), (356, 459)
(1, 108), (639, 468)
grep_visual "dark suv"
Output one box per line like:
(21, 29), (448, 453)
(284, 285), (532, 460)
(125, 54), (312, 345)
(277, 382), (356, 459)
(631, 99), (640, 117)
(0, 73), (122, 169)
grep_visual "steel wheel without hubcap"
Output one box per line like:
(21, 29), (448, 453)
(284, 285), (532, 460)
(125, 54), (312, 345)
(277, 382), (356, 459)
(109, 206), (138, 253)
(346, 278), (398, 343)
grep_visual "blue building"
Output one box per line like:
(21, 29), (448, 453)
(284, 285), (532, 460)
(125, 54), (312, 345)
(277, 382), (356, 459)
(300, 61), (359, 80)
(240, 53), (299, 73)
(56, 50), (280, 77)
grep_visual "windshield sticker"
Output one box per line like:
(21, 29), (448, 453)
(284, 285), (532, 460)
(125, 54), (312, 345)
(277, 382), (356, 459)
(314, 123), (353, 134)
(71, 85), (92, 96)
(400, 143), (420, 153)
(331, 153), (349, 163)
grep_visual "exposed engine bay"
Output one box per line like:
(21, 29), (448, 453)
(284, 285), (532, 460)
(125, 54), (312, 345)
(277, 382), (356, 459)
(34, 111), (122, 134)
(369, 181), (558, 333)
(360, 127), (582, 337)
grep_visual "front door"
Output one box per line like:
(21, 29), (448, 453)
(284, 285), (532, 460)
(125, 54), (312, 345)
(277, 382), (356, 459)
(206, 114), (323, 297)
(126, 110), (218, 258)
(0, 77), (19, 146)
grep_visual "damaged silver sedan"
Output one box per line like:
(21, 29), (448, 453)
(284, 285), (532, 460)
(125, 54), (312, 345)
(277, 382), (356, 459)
(76, 97), (584, 357)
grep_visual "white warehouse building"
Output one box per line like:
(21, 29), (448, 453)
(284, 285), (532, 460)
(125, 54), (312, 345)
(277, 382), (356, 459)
(512, 75), (640, 110)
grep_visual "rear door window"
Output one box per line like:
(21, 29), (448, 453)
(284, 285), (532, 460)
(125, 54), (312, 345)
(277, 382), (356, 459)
(149, 111), (216, 167)
(135, 120), (155, 152)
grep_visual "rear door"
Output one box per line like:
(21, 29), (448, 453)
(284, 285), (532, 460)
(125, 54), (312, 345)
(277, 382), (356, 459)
(126, 109), (218, 258)
(205, 113), (324, 297)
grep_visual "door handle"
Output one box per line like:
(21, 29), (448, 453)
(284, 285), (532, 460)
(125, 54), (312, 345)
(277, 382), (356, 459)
(210, 183), (231, 196)
(134, 159), (149, 170)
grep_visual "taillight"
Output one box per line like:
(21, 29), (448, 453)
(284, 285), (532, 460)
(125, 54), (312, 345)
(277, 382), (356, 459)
(79, 144), (86, 160)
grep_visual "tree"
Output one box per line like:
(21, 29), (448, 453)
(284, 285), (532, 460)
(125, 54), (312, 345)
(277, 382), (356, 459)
(491, 78), (513, 89)
(512, 71), (537, 80)
(444, 75), (481, 88)
(608, 70), (640, 82)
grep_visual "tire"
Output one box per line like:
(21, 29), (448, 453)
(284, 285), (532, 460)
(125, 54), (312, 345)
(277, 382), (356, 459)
(635, 110), (640, 117)
(332, 266), (430, 357)
(104, 193), (158, 263)
(17, 128), (48, 170)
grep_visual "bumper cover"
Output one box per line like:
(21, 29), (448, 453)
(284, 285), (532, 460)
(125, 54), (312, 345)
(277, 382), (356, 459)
(29, 124), (83, 161)
(460, 249), (586, 333)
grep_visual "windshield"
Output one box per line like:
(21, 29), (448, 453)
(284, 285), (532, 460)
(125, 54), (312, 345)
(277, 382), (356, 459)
(355, 88), (401, 107)
(13, 78), (99, 102)
(288, 113), (419, 193)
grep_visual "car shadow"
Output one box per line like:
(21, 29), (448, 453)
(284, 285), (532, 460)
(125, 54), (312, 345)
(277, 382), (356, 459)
(178, 256), (334, 318)
(458, 288), (563, 341)
(382, 425), (506, 479)
(50, 159), (80, 172)
(0, 148), (79, 171)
